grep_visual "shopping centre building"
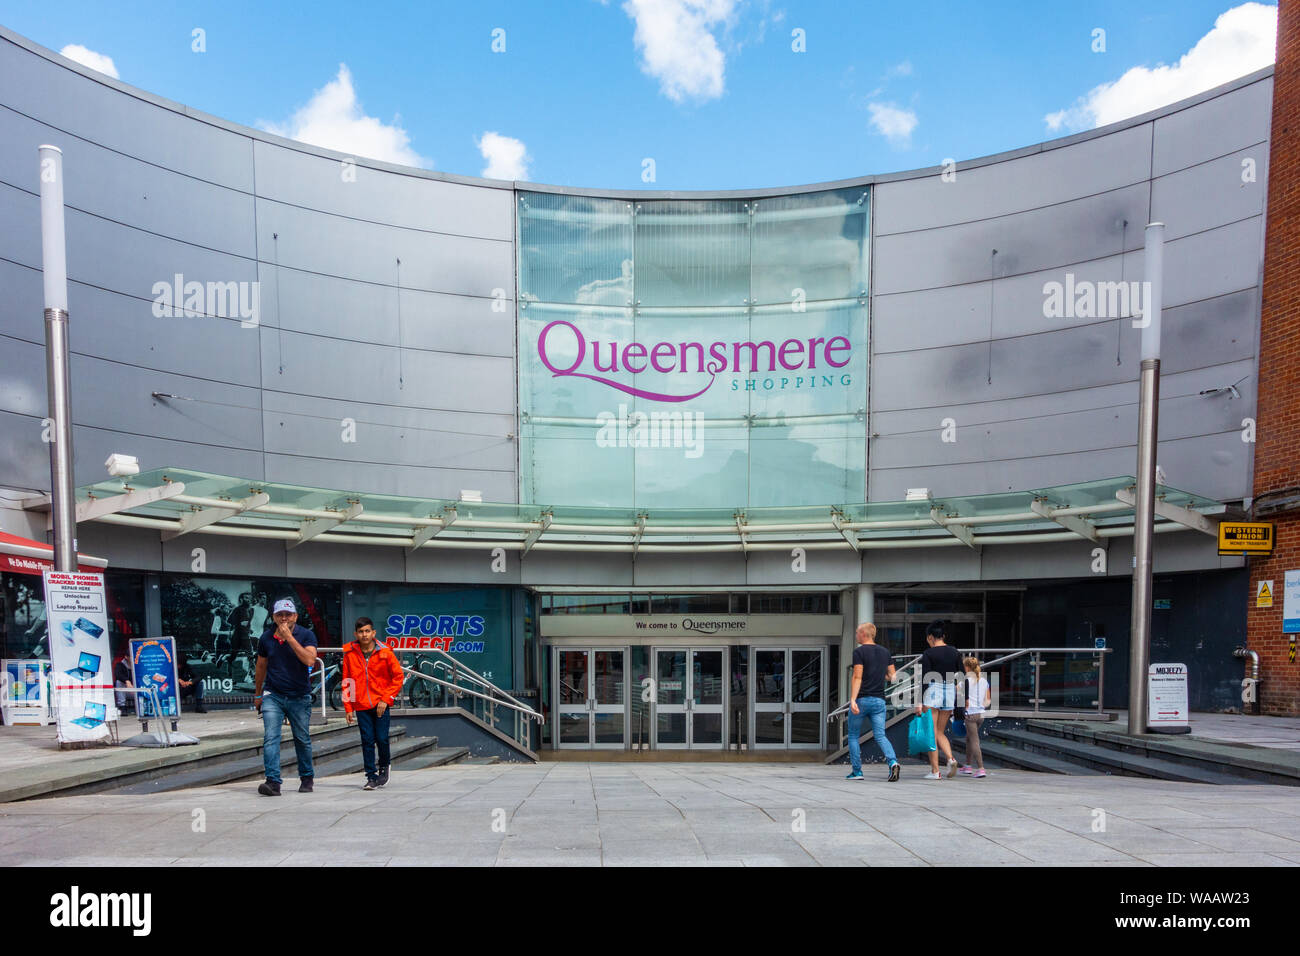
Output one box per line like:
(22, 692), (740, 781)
(0, 20), (1294, 754)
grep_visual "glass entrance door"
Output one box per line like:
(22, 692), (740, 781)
(654, 648), (727, 749)
(554, 648), (626, 749)
(753, 648), (825, 748)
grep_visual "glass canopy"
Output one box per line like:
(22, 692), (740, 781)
(72, 467), (1228, 554)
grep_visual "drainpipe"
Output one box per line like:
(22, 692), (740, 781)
(1233, 647), (1260, 715)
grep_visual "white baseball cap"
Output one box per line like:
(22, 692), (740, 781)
(272, 598), (296, 614)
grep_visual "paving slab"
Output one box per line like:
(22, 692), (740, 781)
(3, 761), (1298, 867)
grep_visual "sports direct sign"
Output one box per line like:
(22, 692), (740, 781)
(536, 319), (853, 403)
(384, 614), (487, 652)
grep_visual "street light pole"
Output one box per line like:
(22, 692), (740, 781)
(1127, 222), (1164, 736)
(39, 145), (76, 573)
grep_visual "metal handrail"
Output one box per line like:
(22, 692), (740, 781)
(827, 657), (922, 720)
(117, 685), (171, 745)
(400, 667), (542, 750)
(400, 668), (543, 721)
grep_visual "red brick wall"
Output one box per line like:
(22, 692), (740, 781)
(1250, 0), (1299, 715)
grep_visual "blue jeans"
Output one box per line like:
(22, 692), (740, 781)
(355, 707), (391, 780)
(847, 696), (898, 773)
(262, 690), (314, 784)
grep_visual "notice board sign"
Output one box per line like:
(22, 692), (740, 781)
(1217, 521), (1274, 556)
(1147, 662), (1190, 734)
(44, 570), (113, 744)
(129, 637), (180, 718)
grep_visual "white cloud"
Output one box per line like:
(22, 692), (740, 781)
(60, 44), (118, 79)
(1045, 2), (1277, 133)
(477, 131), (531, 180)
(260, 64), (430, 167)
(887, 60), (913, 78)
(623, 0), (738, 103)
(867, 102), (918, 148)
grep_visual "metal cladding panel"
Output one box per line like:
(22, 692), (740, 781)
(859, 546), (982, 584)
(0, 105), (256, 257)
(265, 268), (514, 355)
(257, 326), (515, 414)
(252, 140), (513, 240)
(160, 533), (288, 578)
(258, 407), (515, 473)
(871, 183), (1151, 296)
(407, 548), (522, 584)
(0, 190), (259, 305)
(870, 362), (1253, 470)
(73, 522), (165, 573)
(255, 198), (513, 296)
(980, 540), (1106, 582)
(0, 409), (50, 492)
(68, 423), (266, 490)
(629, 553), (746, 587)
(1152, 147), (1267, 241)
(1152, 77), (1273, 177)
(744, 549), (861, 585)
(0, 37), (255, 191)
(262, 453), (516, 503)
(286, 541), (406, 583)
(520, 552), (636, 586)
(873, 124), (1151, 235)
(1160, 217), (1264, 308)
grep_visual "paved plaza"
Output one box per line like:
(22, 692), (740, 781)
(1, 761), (1298, 867)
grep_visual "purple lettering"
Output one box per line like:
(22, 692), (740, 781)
(778, 338), (804, 370)
(825, 336), (851, 368)
(733, 340), (778, 373)
(623, 342), (647, 373)
(679, 342), (705, 373)
(592, 340), (618, 373)
(807, 337), (825, 369)
(650, 342), (676, 373)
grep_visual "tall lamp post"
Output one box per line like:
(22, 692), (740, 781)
(39, 145), (76, 573)
(1127, 222), (1164, 736)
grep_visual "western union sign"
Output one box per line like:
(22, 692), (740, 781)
(1218, 521), (1274, 556)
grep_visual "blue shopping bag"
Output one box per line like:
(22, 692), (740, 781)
(907, 713), (936, 755)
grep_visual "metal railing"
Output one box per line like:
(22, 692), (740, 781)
(312, 646), (543, 753)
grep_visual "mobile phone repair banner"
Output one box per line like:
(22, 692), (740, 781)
(44, 570), (113, 743)
(129, 637), (180, 718)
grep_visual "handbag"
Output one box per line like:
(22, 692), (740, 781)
(950, 716), (967, 739)
(907, 712), (936, 755)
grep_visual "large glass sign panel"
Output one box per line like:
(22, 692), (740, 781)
(518, 187), (869, 508)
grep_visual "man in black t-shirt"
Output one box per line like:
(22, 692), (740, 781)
(916, 620), (963, 779)
(846, 622), (900, 781)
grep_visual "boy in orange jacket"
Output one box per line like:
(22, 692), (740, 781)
(341, 618), (405, 790)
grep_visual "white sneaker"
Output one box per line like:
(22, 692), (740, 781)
(925, 771), (941, 780)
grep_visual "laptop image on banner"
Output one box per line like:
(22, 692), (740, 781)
(64, 652), (101, 681)
(71, 701), (106, 729)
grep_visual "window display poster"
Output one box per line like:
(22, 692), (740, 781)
(44, 570), (113, 743)
(1284, 570), (1300, 634)
(2, 660), (50, 725)
(129, 637), (180, 718)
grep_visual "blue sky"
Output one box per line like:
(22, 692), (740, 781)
(0, 0), (1278, 190)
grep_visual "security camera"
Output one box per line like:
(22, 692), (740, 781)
(105, 453), (140, 477)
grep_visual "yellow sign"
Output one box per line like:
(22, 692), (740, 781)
(1218, 522), (1275, 556)
(1257, 580), (1273, 608)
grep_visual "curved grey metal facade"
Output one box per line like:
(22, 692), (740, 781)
(0, 25), (1270, 531)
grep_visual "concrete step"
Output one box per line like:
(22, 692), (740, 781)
(311, 734), (436, 778)
(101, 726), (414, 794)
(1024, 719), (1300, 786)
(953, 735), (1105, 775)
(459, 756), (501, 765)
(988, 727), (1251, 784)
(388, 747), (472, 771)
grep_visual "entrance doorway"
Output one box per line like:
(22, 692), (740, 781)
(752, 648), (825, 748)
(654, 647), (727, 749)
(554, 648), (627, 749)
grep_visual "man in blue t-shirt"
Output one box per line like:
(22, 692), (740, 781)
(846, 622), (900, 782)
(254, 598), (318, 796)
